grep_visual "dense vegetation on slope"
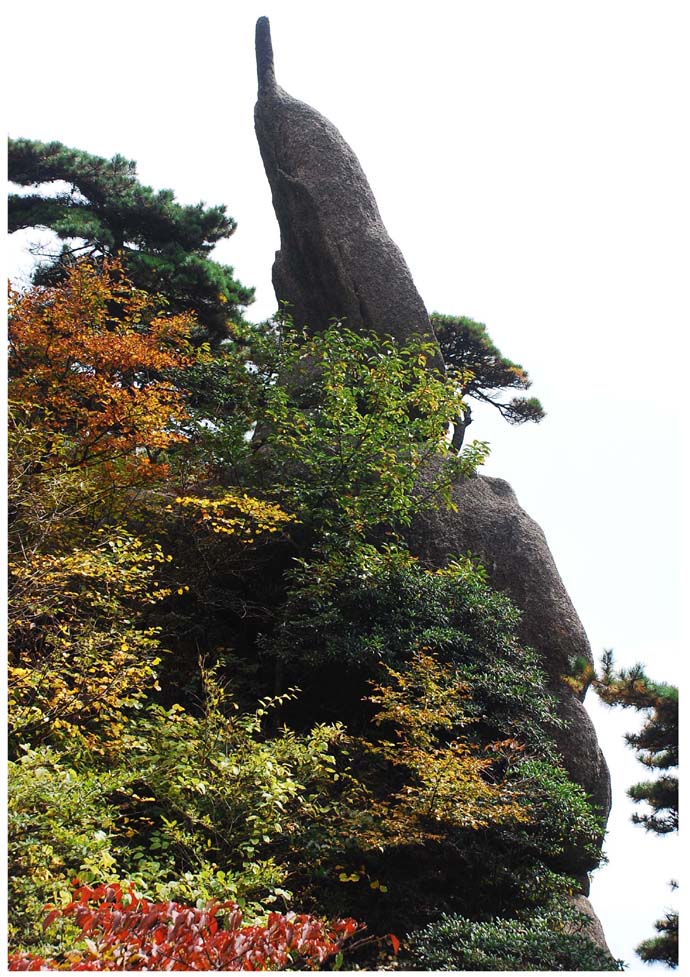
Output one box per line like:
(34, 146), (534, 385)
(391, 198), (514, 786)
(8, 161), (621, 969)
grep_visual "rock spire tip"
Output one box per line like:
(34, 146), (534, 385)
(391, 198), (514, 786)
(256, 16), (277, 96)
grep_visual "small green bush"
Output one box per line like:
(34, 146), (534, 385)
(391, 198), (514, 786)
(405, 909), (623, 971)
(8, 747), (128, 953)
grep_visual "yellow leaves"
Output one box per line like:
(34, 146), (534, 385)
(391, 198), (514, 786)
(10, 530), (170, 610)
(8, 529), (166, 759)
(344, 652), (531, 852)
(335, 865), (388, 892)
(174, 492), (297, 543)
(9, 667), (30, 679)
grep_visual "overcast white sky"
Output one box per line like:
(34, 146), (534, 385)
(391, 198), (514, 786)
(5, 0), (687, 969)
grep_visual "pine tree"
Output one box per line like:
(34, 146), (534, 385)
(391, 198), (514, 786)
(597, 652), (678, 834)
(637, 907), (679, 969)
(8, 138), (254, 344)
(596, 651), (679, 967)
(431, 313), (544, 449)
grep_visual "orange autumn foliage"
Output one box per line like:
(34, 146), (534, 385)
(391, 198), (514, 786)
(8, 260), (198, 479)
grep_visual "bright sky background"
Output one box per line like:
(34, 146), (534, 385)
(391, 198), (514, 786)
(5, 1), (687, 969)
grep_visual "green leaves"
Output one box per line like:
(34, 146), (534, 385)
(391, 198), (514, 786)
(504, 759), (606, 868)
(406, 907), (623, 971)
(258, 322), (486, 544)
(8, 746), (129, 952)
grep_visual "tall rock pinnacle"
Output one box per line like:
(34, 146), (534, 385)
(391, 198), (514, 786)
(254, 17), (440, 360)
(255, 16), (277, 97)
(252, 17), (611, 952)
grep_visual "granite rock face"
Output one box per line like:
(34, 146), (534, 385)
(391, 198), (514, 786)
(410, 472), (611, 824)
(568, 895), (615, 956)
(254, 17), (440, 363)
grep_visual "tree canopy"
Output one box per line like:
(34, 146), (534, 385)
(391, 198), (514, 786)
(431, 313), (545, 449)
(8, 138), (254, 343)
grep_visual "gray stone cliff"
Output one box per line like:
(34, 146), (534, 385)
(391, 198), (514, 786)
(253, 15), (611, 951)
(254, 17), (441, 366)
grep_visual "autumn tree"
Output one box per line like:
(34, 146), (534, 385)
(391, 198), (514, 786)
(431, 313), (545, 449)
(8, 139), (254, 343)
(8, 258), (197, 490)
(7, 256), (198, 816)
(595, 652), (679, 968)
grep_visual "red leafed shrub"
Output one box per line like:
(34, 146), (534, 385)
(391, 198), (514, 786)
(8, 883), (362, 971)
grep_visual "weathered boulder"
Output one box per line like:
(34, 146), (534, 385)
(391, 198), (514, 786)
(410, 472), (612, 823)
(254, 17), (440, 363)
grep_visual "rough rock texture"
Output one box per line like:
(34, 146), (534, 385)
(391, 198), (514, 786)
(410, 472), (611, 824)
(254, 17), (440, 364)
(568, 895), (615, 957)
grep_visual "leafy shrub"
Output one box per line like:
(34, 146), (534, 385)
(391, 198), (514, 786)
(257, 323), (486, 541)
(8, 748), (128, 953)
(8, 665), (347, 954)
(405, 907), (623, 971)
(8, 883), (361, 971)
(266, 546), (561, 750)
(8, 530), (166, 760)
(345, 651), (530, 849)
(504, 759), (605, 870)
(121, 664), (346, 912)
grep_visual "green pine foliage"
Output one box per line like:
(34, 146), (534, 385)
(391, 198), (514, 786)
(8, 138), (254, 343)
(596, 652), (678, 833)
(431, 313), (545, 449)
(595, 652), (679, 967)
(637, 910), (679, 968)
